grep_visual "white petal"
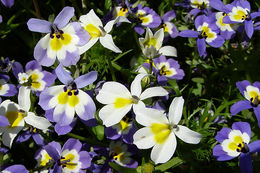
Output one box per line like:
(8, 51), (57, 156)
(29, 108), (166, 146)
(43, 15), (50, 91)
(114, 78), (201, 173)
(18, 86), (31, 112)
(174, 125), (202, 144)
(99, 104), (132, 127)
(168, 96), (184, 125)
(133, 127), (156, 149)
(104, 20), (115, 33)
(134, 105), (168, 126)
(2, 126), (24, 148)
(154, 28), (164, 50)
(151, 132), (177, 164)
(96, 82), (131, 104)
(24, 112), (51, 130)
(140, 87), (168, 100)
(79, 37), (99, 55)
(130, 74), (147, 97)
(79, 9), (103, 27)
(115, 16), (131, 24)
(100, 34), (122, 53)
(159, 46), (177, 57)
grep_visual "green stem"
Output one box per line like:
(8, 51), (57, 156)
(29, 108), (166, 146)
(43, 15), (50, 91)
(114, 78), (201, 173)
(149, 58), (153, 74)
(107, 56), (117, 81)
(67, 133), (108, 147)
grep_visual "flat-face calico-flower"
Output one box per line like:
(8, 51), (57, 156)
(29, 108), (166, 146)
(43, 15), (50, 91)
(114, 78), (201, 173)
(27, 6), (90, 67)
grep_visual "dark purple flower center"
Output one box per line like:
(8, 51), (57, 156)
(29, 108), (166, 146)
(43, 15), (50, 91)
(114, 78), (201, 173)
(63, 81), (79, 96)
(236, 142), (249, 153)
(50, 24), (64, 39)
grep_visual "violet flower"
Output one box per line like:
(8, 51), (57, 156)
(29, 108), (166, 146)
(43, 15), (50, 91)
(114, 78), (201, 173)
(0, 74), (17, 103)
(230, 80), (260, 127)
(1, 165), (28, 173)
(213, 122), (260, 173)
(161, 10), (178, 39)
(27, 6), (90, 67)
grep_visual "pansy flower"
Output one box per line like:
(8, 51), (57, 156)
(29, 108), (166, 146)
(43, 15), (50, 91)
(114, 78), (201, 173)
(179, 15), (224, 57)
(230, 80), (260, 127)
(12, 60), (56, 92)
(79, 9), (122, 54)
(160, 10), (178, 39)
(215, 12), (236, 40)
(27, 6), (90, 67)
(0, 86), (51, 148)
(96, 73), (168, 127)
(213, 122), (260, 173)
(39, 64), (97, 127)
(1, 165), (28, 173)
(41, 138), (91, 172)
(131, 4), (161, 35)
(220, 0), (260, 38)
(133, 96), (202, 164)
(189, 0), (210, 16)
(139, 28), (177, 58)
(0, 74), (17, 103)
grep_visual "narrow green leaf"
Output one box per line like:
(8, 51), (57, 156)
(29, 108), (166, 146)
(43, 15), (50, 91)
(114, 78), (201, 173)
(155, 157), (184, 171)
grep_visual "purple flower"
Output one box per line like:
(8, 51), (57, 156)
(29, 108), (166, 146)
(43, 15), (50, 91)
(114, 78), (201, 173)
(179, 15), (224, 57)
(230, 80), (260, 127)
(38, 138), (91, 172)
(161, 10), (178, 39)
(39, 64), (97, 129)
(16, 127), (46, 146)
(12, 60), (56, 92)
(2, 164), (28, 173)
(0, 74), (17, 103)
(189, 0), (211, 16)
(27, 6), (90, 67)
(213, 122), (260, 173)
(0, 57), (12, 73)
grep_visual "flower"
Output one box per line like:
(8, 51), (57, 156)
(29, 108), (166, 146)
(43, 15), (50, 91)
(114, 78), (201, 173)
(27, 6), (90, 67)
(133, 96), (202, 164)
(1, 164), (28, 173)
(189, 0), (210, 16)
(0, 86), (51, 148)
(79, 9), (122, 54)
(139, 28), (177, 58)
(39, 64), (97, 127)
(213, 122), (260, 173)
(0, 74), (17, 103)
(16, 126), (47, 146)
(230, 80), (260, 127)
(179, 15), (224, 57)
(12, 60), (56, 92)
(41, 138), (91, 172)
(161, 10), (178, 39)
(96, 73), (168, 127)
(215, 12), (236, 40)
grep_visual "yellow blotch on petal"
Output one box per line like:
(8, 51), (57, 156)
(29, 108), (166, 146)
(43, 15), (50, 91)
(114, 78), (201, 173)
(228, 136), (244, 151)
(57, 90), (79, 107)
(68, 93), (79, 107)
(57, 91), (69, 105)
(85, 24), (101, 39)
(6, 111), (24, 128)
(117, 8), (128, 17)
(61, 153), (77, 170)
(40, 153), (52, 166)
(50, 33), (72, 51)
(140, 16), (149, 23)
(249, 91), (260, 104)
(114, 97), (133, 109)
(119, 117), (130, 131)
(234, 10), (246, 21)
(0, 85), (2, 91)
(112, 146), (126, 162)
(143, 38), (157, 49)
(151, 123), (171, 144)
(31, 81), (41, 89)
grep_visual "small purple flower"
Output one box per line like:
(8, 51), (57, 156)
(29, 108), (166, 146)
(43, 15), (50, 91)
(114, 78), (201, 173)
(161, 10), (178, 39)
(179, 15), (224, 57)
(131, 5), (161, 35)
(1, 164), (28, 173)
(213, 122), (260, 173)
(39, 138), (91, 172)
(12, 60), (56, 92)
(16, 126), (46, 146)
(0, 74), (17, 103)
(39, 64), (97, 128)
(27, 6), (90, 67)
(230, 80), (260, 127)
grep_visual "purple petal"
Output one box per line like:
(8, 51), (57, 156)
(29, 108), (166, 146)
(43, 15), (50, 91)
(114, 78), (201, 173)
(77, 95), (96, 121)
(3, 165), (28, 173)
(210, 0), (225, 11)
(54, 6), (75, 29)
(42, 71), (56, 87)
(54, 120), (76, 135)
(12, 61), (24, 79)
(32, 134), (46, 146)
(134, 25), (145, 35)
(0, 115), (9, 126)
(245, 20), (254, 38)
(74, 71), (97, 89)
(179, 30), (198, 38)
(62, 138), (82, 152)
(16, 131), (31, 143)
(70, 22), (90, 46)
(239, 1), (251, 11)
(54, 108), (74, 126)
(195, 15), (208, 29)
(253, 81), (260, 89)
(189, 8), (200, 17)
(232, 122), (251, 138)
(253, 106), (260, 128)
(44, 141), (61, 161)
(207, 36), (225, 48)
(52, 164), (62, 173)
(215, 127), (231, 143)
(45, 109), (54, 122)
(27, 18), (52, 33)
(251, 12), (260, 19)
(197, 38), (206, 57)
(2, 84), (17, 96)
(58, 50), (80, 67)
(79, 151), (91, 169)
(55, 64), (73, 85)
(162, 10), (176, 22)
(1, 0), (14, 8)
(230, 100), (252, 115)
(25, 60), (41, 71)
(0, 15), (2, 23)
(213, 144), (235, 161)
(105, 127), (121, 140)
(248, 140), (260, 153)
(239, 153), (252, 173)
(0, 74), (9, 81)
(222, 16), (234, 24)
(80, 118), (98, 127)
(236, 80), (251, 96)
(39, 88), (56, 110)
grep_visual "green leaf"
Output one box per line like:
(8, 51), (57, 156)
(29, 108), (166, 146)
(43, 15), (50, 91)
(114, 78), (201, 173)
(155, 157), (184, 171)
(105, 0), (112, 11)
(109, 162), (137, 173)
(192, 77), (204, 83)
(92, 125), (105, 141)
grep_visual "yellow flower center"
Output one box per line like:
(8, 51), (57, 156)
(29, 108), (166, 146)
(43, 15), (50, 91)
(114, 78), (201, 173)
(112, 146), (126, 162)
(40, 152), (52, 166)
(61, 153), (77, 170)
(57, 89), (79, 107)
(85, 24), (101, 39)
(119, 117), (130, 131)
(159, 65), (172, 76)
(5, 111), (24, 128)
(234, 10), (247, 21)
(117, 7), (128, 17)
(151, 123), (171, 144)
(114, 97), (133, 109)
(50, 33), (72, 51)
(249, 91), (260, 106)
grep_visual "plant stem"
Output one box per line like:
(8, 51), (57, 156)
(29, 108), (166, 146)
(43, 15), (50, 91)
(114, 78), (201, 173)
(33, 0), (41, 19)
(107, 56), (117, 81)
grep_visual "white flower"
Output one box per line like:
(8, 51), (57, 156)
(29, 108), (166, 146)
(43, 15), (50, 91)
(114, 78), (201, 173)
(133, 96), (202, 164)
(0, 86), (51, 148)
(96, 74), (168, 127)
(139, 28), (177, 58)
